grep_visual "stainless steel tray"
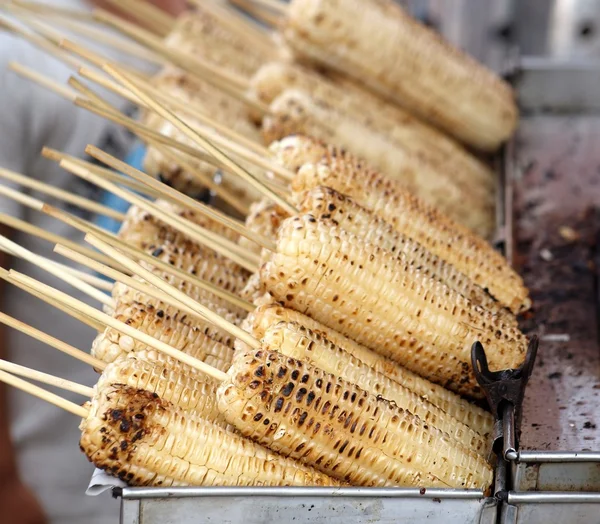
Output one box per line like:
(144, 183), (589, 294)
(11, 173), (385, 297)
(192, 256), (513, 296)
(118, 487), (497, 524)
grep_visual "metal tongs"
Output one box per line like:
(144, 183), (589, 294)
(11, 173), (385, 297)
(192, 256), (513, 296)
(471, 336), (538, 461)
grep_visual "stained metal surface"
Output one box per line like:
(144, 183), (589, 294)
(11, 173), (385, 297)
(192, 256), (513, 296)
(117, 488), (496, 524)
(511, 111), (600, 452)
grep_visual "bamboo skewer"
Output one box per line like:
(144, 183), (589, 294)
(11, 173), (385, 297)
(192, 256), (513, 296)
(248, 0), (287, 15)
(77, 66), (269, 157)
(7, 269), (229, 382)
(59, 159), (260, 272)
(102, 0), (174, 36)
(0, 311), (106, 370)
(0, 211), (127, 273)
(0, 360), (94, 397)
(41, 203), (252, 312)
(41, 147), (163, 199)
(8, 62), (78, 102)
(86, 145), (277, 251)
(0, 235), (113, 307)
(104, 64), (297, 214)
(67, 76), (114, 111)
(0, 268), (106, 332)
(0, 166), (126, 221)
(85, 233), (259, 350)
(11, 1), (96, 22)
(0, 16), (83, 71)
(0, 243), (113, 292)
(55, 244), (254, 323)
(0, 368), (89, 418)
(229, 0), (282, 26)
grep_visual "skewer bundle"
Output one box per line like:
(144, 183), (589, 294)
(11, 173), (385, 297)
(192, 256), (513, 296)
(0, 0), (534, 494)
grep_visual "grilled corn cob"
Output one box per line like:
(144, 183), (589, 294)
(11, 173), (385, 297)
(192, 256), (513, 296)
(112, 240), (249, 318)
(219, 349), (493, 488)
(261, 321), (489, 454)
(270, 135), (530, 313)
(248, 304), (494, 437)
(92, 301), (235, 368)
(249, 61), (494, 195)
(81, 384), (339, 486)
(263, 91), (494, 234)
(300, 186), (514, 324)
(238, 198), (288, 257)
(142, 69), (263, 202)
(97, 350), (226, 427)
(261, 215), (528, 398)
(282, 0), (518, 151)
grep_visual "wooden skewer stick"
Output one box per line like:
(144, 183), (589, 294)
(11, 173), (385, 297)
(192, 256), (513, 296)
(86, 145), (276, 251)
(8, 269), (229, 382)
(55, 244), (254, 319)
(8, 62), (78, 102)
(0, 242), (113, 292)
(0, 368), (89, 418)
(0, 166), (125, 221)
(41, 147), (162, 199)
(42, 203), (251, 311)
(77, 65), (269, 157)
(59, 159), (260, 272)
(85, 233), (259, 350)
(104, 64), (297, 215)
(0, 211), (127, 273)
(0, 311), (106, 370)
(12, 1), (96, 22)
(248, 0), (287, 15)
(0, 235), (113, 307)
(67, 76), (114, 111)
(101, 0), (174, 37)
(0, 16), (83, 71)
(0, 268), (106, 332)
(0, 359), (94, 397)
(229, 0), (282, 27)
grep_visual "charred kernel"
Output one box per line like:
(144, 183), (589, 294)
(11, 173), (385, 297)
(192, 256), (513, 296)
(295, 442), (305, 452)
(274, 398), (284, 412)
(151, 247), (163, 257)
(315, 378), (323, 388)
(120, 440), (128, 451)
(248, 380), (261, 390)
(119, 420), (131, 432)
(156, 310), (164, 318)
(281, 382), (295, 396)
(291, 370), (300, 380)
(110, 409), (123, 421)
(339, 441), (349, 454)
(298, 412), (308, 426)
(263, 418), (270, 425)
(306, 391), (316, 406)
(277, 367), (287, 378)
(254, 366), (265, 377)
(296, 387), (307, 402)
(301, 374), (309, 383)
(253, 413), (263, 422)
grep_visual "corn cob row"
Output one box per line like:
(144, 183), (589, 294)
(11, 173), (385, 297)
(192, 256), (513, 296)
(218, 349), (493, 488)
(92, 301), (235, 367)
(263, 91), (494, 235)
(97, 350), (226, 428)
(247, 304), (494, 436)
(238, 198), (288, 256)
(261, 215), (528, 398)
(249, 61), (494, 194)
(299, 186), (514, 324)
(81, 385), (339, 486)
(282, 0), (518, 151)
(260, 320), (490, 454)
(269, 135), (530, 313)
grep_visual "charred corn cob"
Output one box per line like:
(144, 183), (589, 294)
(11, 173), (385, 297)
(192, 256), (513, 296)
(263, 91), (494, 235)
(261, 321), (489, 454)
(238, 198), (288, 257)
(249, 61), (494, 195)
(270, 135), (530, 313)
(142, 69), (263, 203)
(81, 385), (338, 486)
(300, 186), (514, 324)
(248, 304), (494, 436)
(112, 240), (249, 318)
(219, 349), (493, 488)
(283, 0), (518, 151)
(165, 11), (267, 79)
(92, 301), (235, 368)
(97, 350), (226, 428)
(261, 215), (528, 398)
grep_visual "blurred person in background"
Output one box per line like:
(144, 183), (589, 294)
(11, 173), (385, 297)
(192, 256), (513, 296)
(0, 1), (186, 523)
